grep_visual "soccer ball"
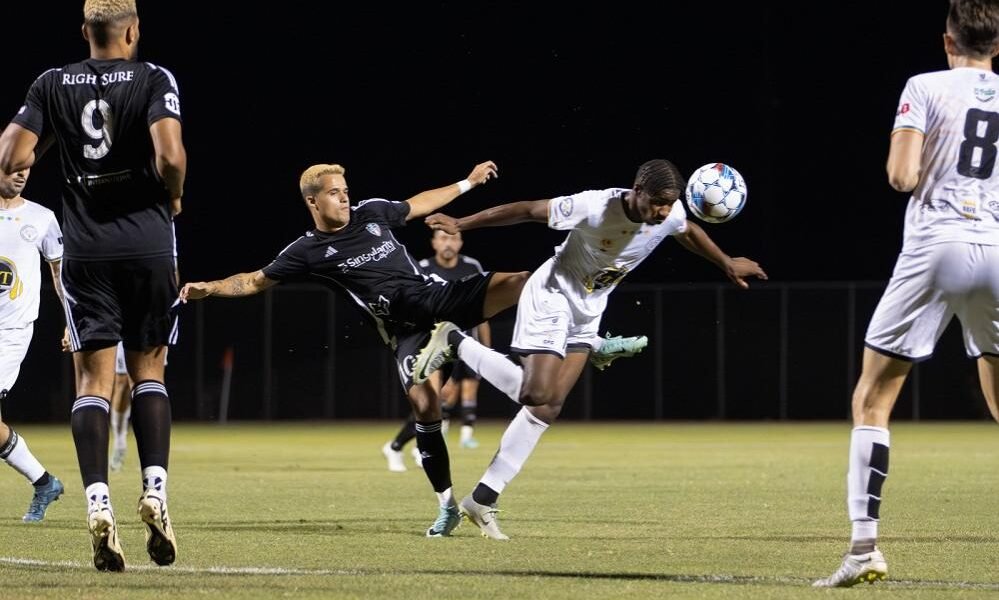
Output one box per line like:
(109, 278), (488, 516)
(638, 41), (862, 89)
(684, 163), (747, 223)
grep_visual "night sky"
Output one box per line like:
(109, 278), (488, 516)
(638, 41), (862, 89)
(3, 2), (950, 286)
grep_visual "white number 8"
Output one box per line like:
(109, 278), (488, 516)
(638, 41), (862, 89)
(81, 99), (113, 159)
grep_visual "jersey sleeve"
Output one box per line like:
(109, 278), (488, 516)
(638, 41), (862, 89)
(38, 212), (64, 262)
(892, 76), (927, 135)
(146, 64), (183, 125)
(354, 199), (409, 227)
(10, 69), (55, 137)
(261, 237), (309, 282)
(666, 199), (688, 235)
(548, 190), (600, 231)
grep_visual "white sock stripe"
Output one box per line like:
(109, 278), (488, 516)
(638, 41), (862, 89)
(871, 467), (887, 477)
(72, 396), (110, 413)
(132, 381), (168, 397)
(415, 422), (441, 433)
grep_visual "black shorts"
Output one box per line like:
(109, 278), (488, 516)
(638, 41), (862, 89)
(389, 272), (494, 390)
(62, 257), (179, 352)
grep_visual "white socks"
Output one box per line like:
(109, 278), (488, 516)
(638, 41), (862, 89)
(86, 482), (111, 511)
(847, 426), (890, 543)
(1, 431), (46, 483)
(111, 407), (131, 451)
(436, 487), (455, 508)
(480, 407), (549, 495)
(455, 337), (523, 403)
(143, 465), (168, 502)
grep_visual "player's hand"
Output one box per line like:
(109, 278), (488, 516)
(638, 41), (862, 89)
(724, 257), (767, 289)
(425, 213), (460, 234)
(170, 198), (182, 218)
(179, 281), (213, 302)
(60, 327), (71, 352)
(466, 161), (498, 187)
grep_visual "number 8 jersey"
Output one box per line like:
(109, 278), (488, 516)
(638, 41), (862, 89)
(893, 67), (999, 251)
(10, 59), (181, 261)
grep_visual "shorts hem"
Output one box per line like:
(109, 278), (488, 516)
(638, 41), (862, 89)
(864, 342), (932, 363)
(510, 346), (565, 359)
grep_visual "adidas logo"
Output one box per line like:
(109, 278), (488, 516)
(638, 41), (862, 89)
(324, 245), (338, 258)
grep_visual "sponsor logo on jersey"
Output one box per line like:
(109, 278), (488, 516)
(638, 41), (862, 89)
(897, 102), (910, 116)
(558, 197), (573, 218)
(337, 240), (397, 271)
(0, 257), (23, 300)
(324, 244), (338, 258)
(975, 87), (996, 102)
(19, 224), (38, 243)
(366, 223), (382, 236)
(164, 92), (181, 116)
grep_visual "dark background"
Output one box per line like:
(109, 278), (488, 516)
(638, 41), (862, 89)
(6, 2), (986, 422)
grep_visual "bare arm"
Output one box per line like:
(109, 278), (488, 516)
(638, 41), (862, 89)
(405, 161), (498, 220)
(179, 270), (277, 302)
(48, 260), (64, 306)
(886, 129), (923, 192)
(476, 320), (492, 348)
(0, 123), (40, 174)
(150, 118), (187, 216)
(674, 221), (767, 289)
(425, 199), (551, 234)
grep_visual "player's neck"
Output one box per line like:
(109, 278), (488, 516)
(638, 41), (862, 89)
(435, 256), (458, 269)
(0, 195), (25, 210)
(950, 56), (994, 71)
(90, 43), (132, 61)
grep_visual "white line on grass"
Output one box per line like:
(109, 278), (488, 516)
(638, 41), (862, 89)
(3, 556), (999, 590)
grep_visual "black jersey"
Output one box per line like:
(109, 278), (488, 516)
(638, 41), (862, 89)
(418, 254), (485, 282)
(11, 59), (181, 260)
(262, 199), (446, 339)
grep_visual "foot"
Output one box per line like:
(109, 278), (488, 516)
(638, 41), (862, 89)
(88, 504), (125, 572)
(426, 504), (461, 537)
(460, 437), (480, 449)
(411, 446), (424, 468)
(459, 495), (509, 540)
(589, 333), (648, 371)
(23, 476), (64, 522)
(110, 447), (126, 473)
(812, 548), (887, 588)
(412, 321), (459, 384)
(138, 489), (177, 566)
(382, 442), (407, 472)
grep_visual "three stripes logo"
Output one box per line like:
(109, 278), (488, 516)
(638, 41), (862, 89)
(324, 245), (338, 258)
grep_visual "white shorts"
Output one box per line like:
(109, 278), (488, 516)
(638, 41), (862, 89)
(510, 262), (602, 357)
(0, 324), (34, 397)
(865, 242), (999, 360)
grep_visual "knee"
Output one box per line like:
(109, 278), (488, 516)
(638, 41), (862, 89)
(518, 381), (559, 408)
(851, 385), (891, 426)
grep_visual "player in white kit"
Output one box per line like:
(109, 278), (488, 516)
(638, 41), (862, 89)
(0, 166), (66, 522)
(414, 159), (767, 538)
(814, 0), (999, 587)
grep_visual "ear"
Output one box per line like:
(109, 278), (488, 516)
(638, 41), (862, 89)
(943, 32), (958, 56)
(125, 19), (139, 45)
(81, 23), (90, 43)
(305, 195), (318, 208)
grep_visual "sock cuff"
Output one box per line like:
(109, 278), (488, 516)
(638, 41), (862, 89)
(415, 420), (443, 434)
(131, 380), (168, 399)
(852, 425), (890, 445)
(520, 407), (550, 430)
(73, 396), (110, 414)
(0, 430), (19, 458)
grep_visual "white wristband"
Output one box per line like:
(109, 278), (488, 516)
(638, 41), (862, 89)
(457, 179), (472, 194)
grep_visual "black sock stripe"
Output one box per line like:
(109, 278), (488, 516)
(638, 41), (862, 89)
(870, 442), (889, 474)
(867, 471), (887, 498)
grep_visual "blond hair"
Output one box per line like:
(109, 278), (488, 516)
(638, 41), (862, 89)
(83, 0), (137, 24)
(299, 164), (345, 199)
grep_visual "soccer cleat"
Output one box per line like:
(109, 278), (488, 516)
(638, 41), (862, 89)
(382, 442), (407, 472)
(138, 489), (177, 566)
(589, 333), (649, 371)
(411, 446), (424, 468)
(88, 504), (125, 572)
(459, 495), (509, 541)
(460, 437), (480, 449)
(412, 322), (459, 384)
(812, 548), (888, 588)
(425, 505), (461, 537)
(110, 447), (126, 473)
(23, 476), (64, 522)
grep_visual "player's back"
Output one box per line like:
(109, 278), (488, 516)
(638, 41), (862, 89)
(13, 59), (181, 260)
(896, 68), (999, 249)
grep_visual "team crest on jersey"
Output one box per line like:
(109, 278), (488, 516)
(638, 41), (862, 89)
(366, 223), (382, 236)
(19, 225), (38, 243)
(0, 257), (23, 300)
(975, 87), (996, 102)
(559, 197), (573, 218)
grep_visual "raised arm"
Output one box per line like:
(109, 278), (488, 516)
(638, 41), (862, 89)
(150, 118), (186, 217)
(179, 270), (277, 302)
(425, 199), (551, 234)
(674, 221), (767, 289)
(886, 129), (923, 192)
(405, 161), (498, 220)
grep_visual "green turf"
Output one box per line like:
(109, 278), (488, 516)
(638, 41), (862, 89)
(2, 422), (998, 599)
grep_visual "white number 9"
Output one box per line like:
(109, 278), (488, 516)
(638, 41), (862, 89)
(81, 99), (113, 160)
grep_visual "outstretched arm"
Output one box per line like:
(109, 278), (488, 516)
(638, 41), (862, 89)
(180, 270), (277, 302)
(425, 199), (550, 234)
(674, 221), (767, 289)
(405, 161), (498, 220)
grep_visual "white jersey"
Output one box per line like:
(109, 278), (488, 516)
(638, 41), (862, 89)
(0, 198), (63, 329)
(546, 188), (687, 317)
(893, 67), (999, 250)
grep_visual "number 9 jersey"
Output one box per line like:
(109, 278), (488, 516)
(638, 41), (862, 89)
(10, 59), (181, 261)
(893, 68), (999, 251)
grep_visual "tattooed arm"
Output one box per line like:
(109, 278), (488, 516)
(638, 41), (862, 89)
(179, 270), (277, 302)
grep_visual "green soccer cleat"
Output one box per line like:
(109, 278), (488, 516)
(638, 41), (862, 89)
(589, 333), (649, 371)
(812, 548), (887, 588)
(23, 476), (64, 523)
(425, 504), (461, 537)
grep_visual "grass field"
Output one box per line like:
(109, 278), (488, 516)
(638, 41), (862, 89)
(2, 421), (998, 599)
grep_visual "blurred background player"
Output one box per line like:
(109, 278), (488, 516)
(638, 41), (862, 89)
(814, 0), (999, 587)
(109, 342), (131, 472)
(0, 166), (66, 522)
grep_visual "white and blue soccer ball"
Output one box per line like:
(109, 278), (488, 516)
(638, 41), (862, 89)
(684, 163), (747, 223)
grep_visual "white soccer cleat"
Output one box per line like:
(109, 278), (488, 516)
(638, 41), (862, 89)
(812, 548), (887, 588)
(138, 489), (177, 566)
(412, 322), (459, 384)
(88, 504), (125, 572)
(459, 495), (509, 541)
(382, 442), (407, 472)
(110, 447), (126, 473)
(411, 446), (424, 468)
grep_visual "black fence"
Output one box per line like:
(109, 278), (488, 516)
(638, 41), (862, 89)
(6, 281), (991, 423)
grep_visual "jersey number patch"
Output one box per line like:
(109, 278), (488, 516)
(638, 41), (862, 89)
(81, 99), (113, 160)
(957, 108), (999, 179)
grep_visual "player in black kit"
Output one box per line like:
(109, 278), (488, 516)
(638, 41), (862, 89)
(0, 0), (185, 572)
(180, 160), (529, 537)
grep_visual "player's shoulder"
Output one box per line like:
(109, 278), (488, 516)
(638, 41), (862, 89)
(459, 254), (485, 271)
(143, 61), (181, 89)
(20, 198), (57, 220)
(353, 198), (394, 210)
(418, 258), (431, 268)
(277, 232), (315, 255)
